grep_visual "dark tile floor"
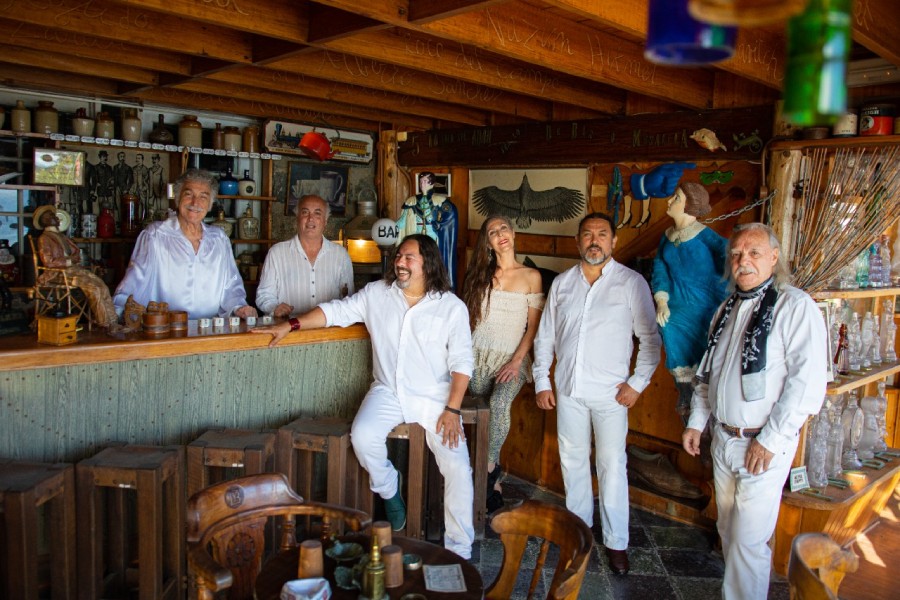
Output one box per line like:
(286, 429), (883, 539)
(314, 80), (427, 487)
(470, 475), (790, 600)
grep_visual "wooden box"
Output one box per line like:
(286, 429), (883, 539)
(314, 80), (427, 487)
(37, 315), (78, 346)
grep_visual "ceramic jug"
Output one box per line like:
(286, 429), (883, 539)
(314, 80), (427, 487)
(149, 114), (174, 144)
(72, 108), (94, 137)
(222, 126), (241, 152)
(121, 108), (142, 142)
(178, 114), (202, 148)
(238, 170), (256, 196)
(33, 101), (59, 134)
(218, 167), (238, 196)
(212, 123), (225, 150)
(10, 100), (30, 133)
(95, 112), (114, 139)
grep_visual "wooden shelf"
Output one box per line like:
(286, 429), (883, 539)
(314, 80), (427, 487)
(827, 360), (900, 395)
(0, 129), (52, 140)
(71, 237), (138, 243)
(769, 134), (900, 151)
(812, 287), (900, 300)
(219, 195), (276, 201)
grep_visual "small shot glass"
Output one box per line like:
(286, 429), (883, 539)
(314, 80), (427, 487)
(198, 318), (211, 329)
(245, 316), (257, 327)
(261, 315), (273, 325)
(213, 317), (225, 328)
(229, 316), (241, 328)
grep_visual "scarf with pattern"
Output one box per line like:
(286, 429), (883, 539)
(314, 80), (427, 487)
(694, 276), (778, 402)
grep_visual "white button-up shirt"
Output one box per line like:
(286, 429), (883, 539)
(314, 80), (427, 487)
(114, 216), (247, 319)
(687, 285), (827, 455)
(255, 235), (354, 316)
(533, 260), (661, 399)
(320, 281), (473, 424)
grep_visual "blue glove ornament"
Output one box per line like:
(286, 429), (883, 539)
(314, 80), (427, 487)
(630, 162), (696, 200)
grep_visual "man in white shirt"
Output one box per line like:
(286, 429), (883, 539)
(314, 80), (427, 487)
(256, 195), (354, 317)
(683, 223), (827, 600)
(254, 234), (475, 558)
(533, 212), (661, 575)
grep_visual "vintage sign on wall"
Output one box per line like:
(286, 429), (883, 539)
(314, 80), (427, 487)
(263, 120), (374, 164)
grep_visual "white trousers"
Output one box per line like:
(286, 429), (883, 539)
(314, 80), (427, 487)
(350, 386), (475, 558)
(556, 393), (629, 550)
(712, 425), (796, 600)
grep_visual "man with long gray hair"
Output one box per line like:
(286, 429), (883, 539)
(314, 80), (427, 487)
(683, 222), (827, 600)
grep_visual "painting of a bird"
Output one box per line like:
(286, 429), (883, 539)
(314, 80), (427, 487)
(472, 173), (586, 229)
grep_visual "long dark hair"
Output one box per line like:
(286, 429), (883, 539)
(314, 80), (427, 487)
(384, 234), (452, 294)
(461, 215), (510, 331)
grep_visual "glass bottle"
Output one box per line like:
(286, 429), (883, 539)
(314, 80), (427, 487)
(71, 107), (94, 137)
(840, 390), (863, 470)
(362, 535), (385, 600)
(833, 323), (850, 377)
(874, 380), (889, 453)
(95, 112), (114, 139)
(210, 209), (233, 238)
(868, 242), (883, 288)
(881, 235), (893, 286)
(121, 108), (142, 142)
(178, 115), (203, 148)
(218, 167), (238, 196)
(120, 193), (141, 237)
(806, 401), (829, 488)
(860, 312), (874, 369)
(238, 204), (259, 240)
(855, 250), (869, 288)
(238, 169), (256, 196)
(782, 0), (852, 126)
(212, 123), (225, 150)
(857, 394), (879, 461)
(97, 207), (116, 238)
(149, 113), (174, 144)
(10, 100), (30, 133)
(825, 396), (844, 479)
(882, 302), (897, 362)
(870, 314), (882, 366)
(33, 100), (59, 134)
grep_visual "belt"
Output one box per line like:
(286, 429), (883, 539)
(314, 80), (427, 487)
(720, 423), (762, 439)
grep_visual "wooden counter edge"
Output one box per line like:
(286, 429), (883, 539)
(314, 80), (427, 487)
(0, 324), (370, 371)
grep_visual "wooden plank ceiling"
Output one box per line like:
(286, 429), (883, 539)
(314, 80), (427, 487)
(0, 0), (897, 133)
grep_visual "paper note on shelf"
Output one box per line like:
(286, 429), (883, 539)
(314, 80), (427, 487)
(423, 564), (466, 593)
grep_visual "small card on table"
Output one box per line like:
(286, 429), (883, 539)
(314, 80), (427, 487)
(423, 564), (467, 593)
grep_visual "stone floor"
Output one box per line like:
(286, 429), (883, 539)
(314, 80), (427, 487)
(470, 475), (790, 600)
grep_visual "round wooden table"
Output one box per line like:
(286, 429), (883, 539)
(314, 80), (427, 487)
(254, 534), (484, 599)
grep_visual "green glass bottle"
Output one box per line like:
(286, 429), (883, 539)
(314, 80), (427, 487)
(782, 0), (852, 127)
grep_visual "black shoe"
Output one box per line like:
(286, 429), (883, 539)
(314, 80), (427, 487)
(487, 464), (503, 489)
(486, 489), (505, 514)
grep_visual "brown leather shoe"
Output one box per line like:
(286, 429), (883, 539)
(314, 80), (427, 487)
(627, 445), (705, 499)
(605, 547), (629, 575)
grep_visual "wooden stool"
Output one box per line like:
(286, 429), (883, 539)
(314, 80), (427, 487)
(0, 460), (77, 599)
(276, 417), (365, 509)
(76, 444), (184, 600)
(186, 428), (276, 498)
(425, 395), (490, 538)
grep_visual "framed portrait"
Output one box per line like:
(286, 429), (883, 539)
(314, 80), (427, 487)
(285, 162), (349, 216)
(33, 148), (85, 186)
(415, 172), (451, 196)
(468, 168), (588, 235)
(817, 301), (835, 383)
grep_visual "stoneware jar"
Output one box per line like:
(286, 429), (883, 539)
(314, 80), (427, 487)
(223, 126), (241, 152)
(121, 108), (142, 142)
(218, 167), (238, 196)
(178, 114), (203, 148)
(72, 108), (94, 137)
(33, 101), (59, 134)
(10, 100), (30, 133)
(212, 122), (225, 150)
(238, 204), (259, 240)
(148, 113), (174, 144)
(242, 125), (259, 153)
(95, 112), (114, 139)
(238, 169), (256, 196)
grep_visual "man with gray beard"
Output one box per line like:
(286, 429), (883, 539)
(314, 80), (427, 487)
(533, 212), (660, 575)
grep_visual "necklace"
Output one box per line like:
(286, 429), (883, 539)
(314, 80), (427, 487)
(402, 290), (425, 300)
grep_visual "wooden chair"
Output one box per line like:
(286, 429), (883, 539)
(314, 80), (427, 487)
(186, 472), (372, 600)
(27, 235), (90, 328)
(788, 532), (859, 600)
(486, 499), (594, 600)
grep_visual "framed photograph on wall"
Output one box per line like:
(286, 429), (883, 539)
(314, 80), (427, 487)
(415, 172), (451, 196)
(285, 162), (349, 216)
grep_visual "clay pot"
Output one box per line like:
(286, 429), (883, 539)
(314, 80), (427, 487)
(95, 112), (114, 139)
(33, 101), (59, 134)
(149, 114), (174, 144)
(178, 114), (202, 148)
(10, 100), (30, 133)
(121, 108), (142, 142)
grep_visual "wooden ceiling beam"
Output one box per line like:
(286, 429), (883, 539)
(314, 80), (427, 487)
(307, 4), (388, 43)
(852, 0), (900, 67)
(135, 87), (385, 132)
(172, 79), (436, 130)
(407, 0), (507, 23)
(109, 0), (309, 42)
(0, 45), (158, 85)
(208, 67), (493, 125)
(2, 0), (253, 63)
(0, 19), (192, 75)
(268, 49), (553, 121)
(0, 63), (120, 97)
(321, 29), (625, 113)
(251, 38), (313, 65)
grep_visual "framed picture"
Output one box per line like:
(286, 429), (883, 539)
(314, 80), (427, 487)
(263, 119), (374, 164)
(817, 301), (835, 383)
(286, 162), (349, 216)
(33, 148), (85, 186)
(468, 168), (588, 235)
(415, 172), (451, 196)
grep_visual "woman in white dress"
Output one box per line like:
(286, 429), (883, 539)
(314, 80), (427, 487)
(461, 215), (544, 512)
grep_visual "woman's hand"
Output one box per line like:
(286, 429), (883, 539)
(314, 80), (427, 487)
(494, 357), (523, 384)
(251, 321), (291, 348)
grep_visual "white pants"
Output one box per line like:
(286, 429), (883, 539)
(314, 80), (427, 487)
(350, 385), (475, 558)
(556, 393), (629, 550)
(712, 425), (796, 600)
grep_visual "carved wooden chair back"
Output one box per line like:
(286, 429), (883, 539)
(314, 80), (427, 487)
(27, 235), (90, 327)
(788, 532), (859, 600)
(186, 472), (371, 600)
(486, 499), (594, 600)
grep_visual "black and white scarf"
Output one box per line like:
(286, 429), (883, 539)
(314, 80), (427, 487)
(694, 276), (778, 402)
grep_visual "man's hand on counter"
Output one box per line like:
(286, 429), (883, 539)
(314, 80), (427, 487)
(234, 305), (258, 318)
(251, 320), (292, 348)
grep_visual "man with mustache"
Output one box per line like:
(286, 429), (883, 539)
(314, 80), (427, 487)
(533, 212), (660, 575)
(683, 223), (826, 600)
(254, 234), (475, 559)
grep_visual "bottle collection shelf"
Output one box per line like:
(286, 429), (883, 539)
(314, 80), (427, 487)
(827, 361), (900, 395)
(218, 195), (276, 202)
(812, 287), (900, 300)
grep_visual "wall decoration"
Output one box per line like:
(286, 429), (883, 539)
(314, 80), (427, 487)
(286, 162), (349, 216)
(33, 148), (85, 186)
(416, 173), (451, 196)
(264, 120), (374, 164)
(468, 168), (587, 235)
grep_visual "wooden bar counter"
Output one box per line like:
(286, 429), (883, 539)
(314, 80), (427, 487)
(0, 323), (373, 463)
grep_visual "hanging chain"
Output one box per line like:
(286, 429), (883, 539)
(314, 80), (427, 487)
(701, 189), (777, 224)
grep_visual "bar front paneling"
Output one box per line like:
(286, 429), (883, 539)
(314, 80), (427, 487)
(0, 330), (373, 463)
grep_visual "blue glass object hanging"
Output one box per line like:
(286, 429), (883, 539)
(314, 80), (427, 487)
(645, 0), (737, 66)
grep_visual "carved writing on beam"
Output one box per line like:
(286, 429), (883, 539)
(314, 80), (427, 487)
(587, 34), (658, 84)
(631, 129), (690, 148)
(735, 37), (781, 82)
